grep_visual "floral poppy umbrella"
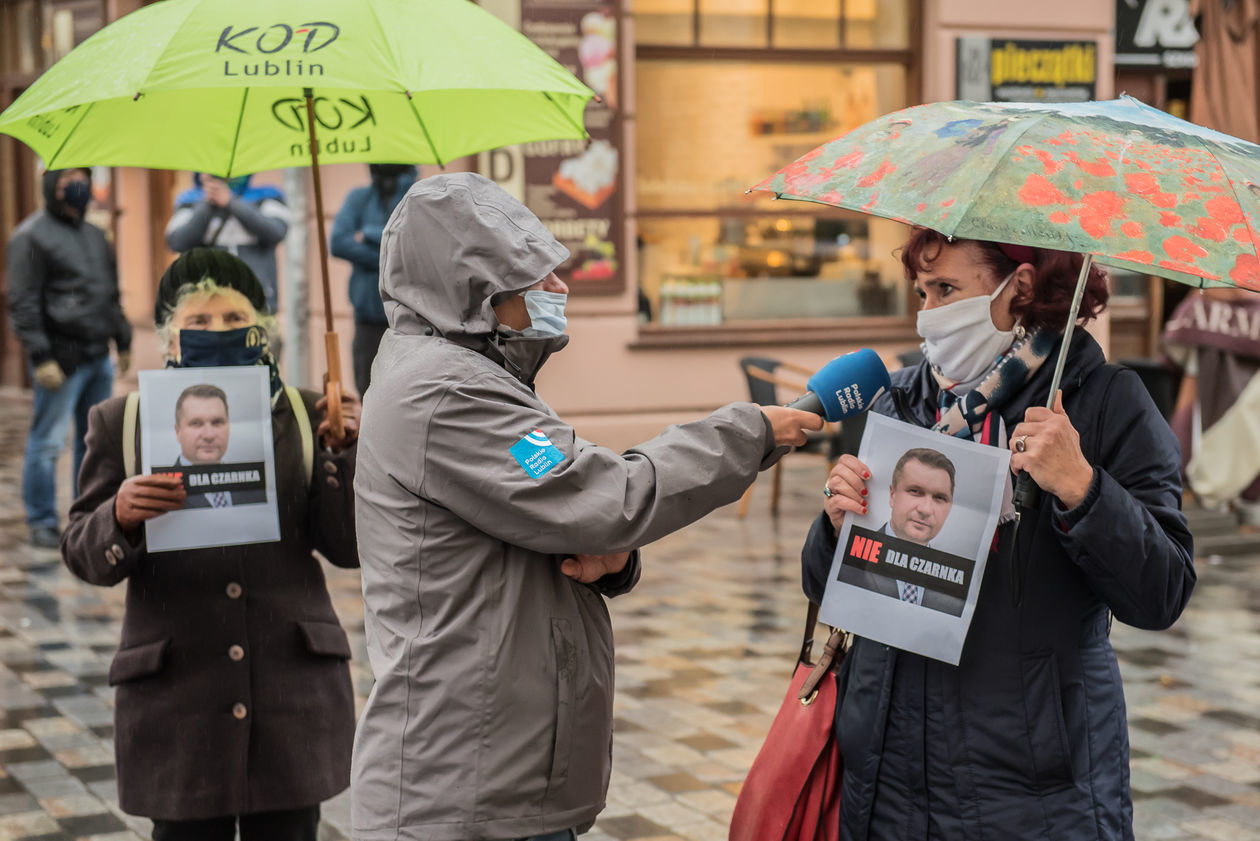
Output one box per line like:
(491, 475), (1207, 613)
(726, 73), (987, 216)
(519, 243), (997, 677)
(753, 96), (1260, 518)
(752, 96), (1260, 293)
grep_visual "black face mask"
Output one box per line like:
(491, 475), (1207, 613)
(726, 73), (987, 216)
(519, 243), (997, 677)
(176, 326), (266, 368)
(370, 164), (411, 204)
(61, 180), (92, 213)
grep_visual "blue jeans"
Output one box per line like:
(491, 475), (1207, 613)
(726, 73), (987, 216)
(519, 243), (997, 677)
(22, 355), (114, 528)
(517, 833), (574, 841)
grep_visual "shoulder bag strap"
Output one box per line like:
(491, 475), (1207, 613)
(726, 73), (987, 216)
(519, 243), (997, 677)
(285, 385), (314, 489)
(796, 601), (848, 704)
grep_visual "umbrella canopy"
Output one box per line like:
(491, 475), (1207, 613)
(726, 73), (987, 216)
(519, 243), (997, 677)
(0, 0), (593, 173)
(752, 96), (1260, 293)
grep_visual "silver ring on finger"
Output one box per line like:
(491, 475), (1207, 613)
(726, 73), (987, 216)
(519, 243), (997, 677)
(823, 484), (833, 499)
(1014, 434), (1028, 454)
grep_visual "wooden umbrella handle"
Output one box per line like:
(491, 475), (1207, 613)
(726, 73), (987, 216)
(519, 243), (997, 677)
(324, 331), (345, 440)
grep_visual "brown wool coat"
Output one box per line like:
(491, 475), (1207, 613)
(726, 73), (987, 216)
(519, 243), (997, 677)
(61, 387), (358, 821)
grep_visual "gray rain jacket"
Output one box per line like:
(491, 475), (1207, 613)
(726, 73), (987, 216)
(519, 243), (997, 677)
(351, 173), (779, 841)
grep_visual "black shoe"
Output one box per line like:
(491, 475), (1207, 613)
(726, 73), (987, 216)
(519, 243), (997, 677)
(29, 525), (61, 549)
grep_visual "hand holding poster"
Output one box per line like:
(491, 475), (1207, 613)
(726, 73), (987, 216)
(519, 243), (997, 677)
(819, 412), (1011, 664)
(138, 366), (280, 552)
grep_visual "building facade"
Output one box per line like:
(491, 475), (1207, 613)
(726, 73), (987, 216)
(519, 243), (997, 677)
(2, 0), (1122, 450)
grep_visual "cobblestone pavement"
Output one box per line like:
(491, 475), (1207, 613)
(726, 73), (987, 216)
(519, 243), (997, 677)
(0, 386), (1258, 841)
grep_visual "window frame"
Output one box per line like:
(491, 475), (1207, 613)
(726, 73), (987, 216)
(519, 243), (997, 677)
(632, 0), (923, 343)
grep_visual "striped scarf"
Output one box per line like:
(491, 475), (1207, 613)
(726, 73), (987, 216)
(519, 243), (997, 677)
(931, 330), (1057, 439)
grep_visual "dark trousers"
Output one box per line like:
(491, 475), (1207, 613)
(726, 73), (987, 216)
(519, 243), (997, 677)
(150, 805), (319, 841)
(352, 321), (389, 395)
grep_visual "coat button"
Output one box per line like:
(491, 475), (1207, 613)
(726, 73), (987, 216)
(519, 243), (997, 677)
(322, 461), (338, 474)
(228, 645), (245, 661)
(226, 582), (242, 599)
(232, 703), (247, 719)
(104, 550), (117, 566)
(326, 476), (340, 489)
(110, 544), (125, 561)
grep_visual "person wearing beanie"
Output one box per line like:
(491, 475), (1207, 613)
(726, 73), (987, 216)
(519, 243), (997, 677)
(61, 248), (360, 841)
(4, 166), (132, 549)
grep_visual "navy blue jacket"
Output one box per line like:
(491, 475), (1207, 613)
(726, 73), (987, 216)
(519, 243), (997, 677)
(802, 331), (1195, 841)
(330, 169), (416, 325)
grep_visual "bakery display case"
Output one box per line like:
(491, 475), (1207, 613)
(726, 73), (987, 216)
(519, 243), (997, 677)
(639, 214), (907, 325)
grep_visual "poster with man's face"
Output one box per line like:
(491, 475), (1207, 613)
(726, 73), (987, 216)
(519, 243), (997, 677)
(138, 366), (280, 552)
(819, 412), (1011, 664)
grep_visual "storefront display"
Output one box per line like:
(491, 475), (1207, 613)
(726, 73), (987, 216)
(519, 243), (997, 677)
(636, 58), (909, 326)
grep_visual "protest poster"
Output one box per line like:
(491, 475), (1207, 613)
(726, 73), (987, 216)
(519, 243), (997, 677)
(138, 366), (280, 552)
(819, 412), (1011, 664)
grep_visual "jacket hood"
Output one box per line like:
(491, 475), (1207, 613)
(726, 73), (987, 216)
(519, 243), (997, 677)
(379, 172), (570, 345)
(42, 168), (91, 224)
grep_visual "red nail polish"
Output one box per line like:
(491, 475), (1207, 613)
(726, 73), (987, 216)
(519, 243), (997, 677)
(860, 487), (868, 496)
(863, 471), (871, 479)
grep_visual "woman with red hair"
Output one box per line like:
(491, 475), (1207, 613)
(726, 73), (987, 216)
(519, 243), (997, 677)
(802, 228), (1195, 840)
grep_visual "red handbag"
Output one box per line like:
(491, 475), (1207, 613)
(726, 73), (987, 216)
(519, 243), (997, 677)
(729, 602), (845, 841)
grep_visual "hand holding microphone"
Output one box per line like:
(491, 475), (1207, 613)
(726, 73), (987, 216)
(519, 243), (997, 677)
(761, 348), (891, 448)
(762, 406), (824, 447)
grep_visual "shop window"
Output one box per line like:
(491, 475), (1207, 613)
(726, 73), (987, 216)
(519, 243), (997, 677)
(635, 0), (911, 51)
(636, 59), (910, 328)
(639, 214), (906, 325)
(635, 0), (694, 46)
(698, 0), (766, 48)
(772, 0), (840, 50)
(844, 0), (910, 50)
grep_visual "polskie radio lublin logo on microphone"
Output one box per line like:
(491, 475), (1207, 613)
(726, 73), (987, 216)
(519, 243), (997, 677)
(216, 21), (340, 78)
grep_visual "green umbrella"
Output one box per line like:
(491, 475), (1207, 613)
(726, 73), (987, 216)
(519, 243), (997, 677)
(0, 0), (591, 173)
(0, 0), (594, 432)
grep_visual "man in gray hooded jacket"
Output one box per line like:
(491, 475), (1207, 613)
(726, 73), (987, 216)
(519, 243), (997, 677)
(351, 173), (820, 841)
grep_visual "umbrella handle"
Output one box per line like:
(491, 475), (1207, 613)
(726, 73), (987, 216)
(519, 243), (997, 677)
(323, 331), (345, 441)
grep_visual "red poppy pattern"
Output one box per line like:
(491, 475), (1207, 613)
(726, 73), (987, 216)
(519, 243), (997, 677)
(751, 98), (1260, 292)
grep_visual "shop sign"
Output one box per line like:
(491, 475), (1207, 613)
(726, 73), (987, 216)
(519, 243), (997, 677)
(1115, 0), (1199, 69)
(956, 37), (1097, 103)
(478, 0), (624, 295)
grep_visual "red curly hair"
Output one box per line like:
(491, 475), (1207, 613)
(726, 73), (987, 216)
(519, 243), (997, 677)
(899, 227), (1109, 334)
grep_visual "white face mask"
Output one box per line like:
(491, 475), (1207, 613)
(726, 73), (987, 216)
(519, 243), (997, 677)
(521, 289), (568, 337)
(916, 272), (1017, 387)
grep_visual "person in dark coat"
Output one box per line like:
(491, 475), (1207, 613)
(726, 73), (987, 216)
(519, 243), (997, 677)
(5, 166), (132, 547)
(804, 229), (1196, 841)
(60, 249), (360, 841)
(330, 164), (417, 393)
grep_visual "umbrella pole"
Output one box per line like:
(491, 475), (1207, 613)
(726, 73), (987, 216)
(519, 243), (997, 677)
(1013, 251), (1094, 513)
(1042, 253), (1094, 411)
(1009, 252), (1094, 604)
(303, 87), (344, 439)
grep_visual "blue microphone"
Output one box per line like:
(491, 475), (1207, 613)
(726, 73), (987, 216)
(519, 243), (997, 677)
(786, 349), (890, 422)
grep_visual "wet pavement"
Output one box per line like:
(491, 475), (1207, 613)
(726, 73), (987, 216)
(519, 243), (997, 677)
(0, 385), (1258, 840)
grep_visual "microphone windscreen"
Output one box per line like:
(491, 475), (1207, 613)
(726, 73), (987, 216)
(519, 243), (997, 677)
(805, 349), (891, 422)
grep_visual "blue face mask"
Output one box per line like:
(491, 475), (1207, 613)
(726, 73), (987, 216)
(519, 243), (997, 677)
(177, 325), (266, 368)
(522, 290), (568, 337)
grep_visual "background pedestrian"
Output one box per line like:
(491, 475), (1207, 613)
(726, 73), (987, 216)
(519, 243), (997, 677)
(5, 166), (131, 548)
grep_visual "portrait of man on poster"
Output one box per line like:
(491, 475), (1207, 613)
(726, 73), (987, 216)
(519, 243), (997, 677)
(171, 383), (266, 508)
(837, 447), (965, 616)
